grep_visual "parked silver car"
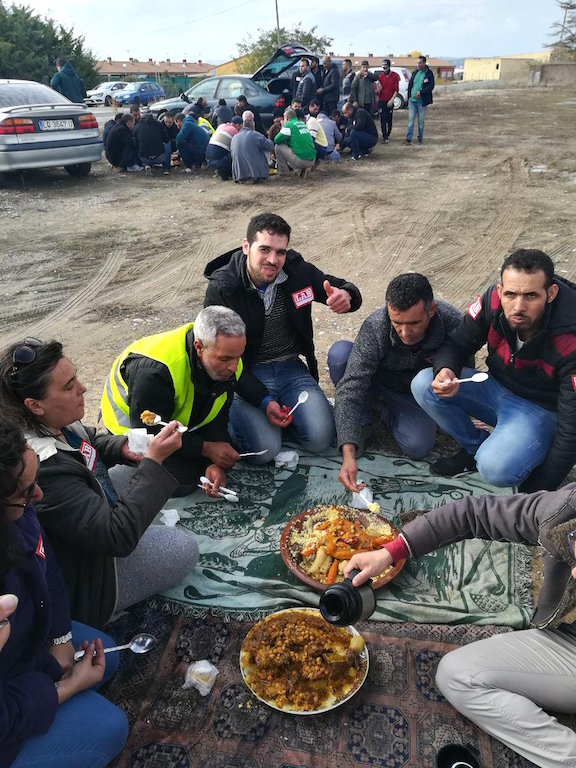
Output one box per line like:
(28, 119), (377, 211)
(84, 81), (128, 106)
(0, 79), (102, 177)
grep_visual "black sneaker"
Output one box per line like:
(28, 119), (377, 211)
(436, 743), (481, 768)
(431, 448), (476, 476)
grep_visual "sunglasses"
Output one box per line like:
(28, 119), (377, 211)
(10, 338), (43, 378)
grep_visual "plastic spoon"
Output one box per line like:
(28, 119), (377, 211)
(238, 450), (268, 458)
(451, 372), (489, 384)
(199, 476), (239, 502)
(287, 391), (309, 416)
(148, 414), (187, 433)
(74, 633), (156, 661)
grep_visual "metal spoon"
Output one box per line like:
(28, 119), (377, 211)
(287, 391), (309, 416)
(74, 633), (156, 661)
(451, 372), (489, 384)
(148, 414), (187, 433)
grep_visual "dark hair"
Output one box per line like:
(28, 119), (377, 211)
(383, 59), (391, 67)
(237, 95), (247, 104)
(114, 112), (124, 123)
(385, 273), (434, 311)
(330, 109), (341, 119)
(218, 98), (226, 106)
(309, 98), (320, 108)
(500, 249), (555, 288)
(343, 58), (352, 67)
(0, 420), (28, 574)
(55, 57), (67, 67)
(174, 112), (185, 121)
(0, 339), (64, 435)
(361, 60), (369, 66)
(299, 57), (310, 66)
(295, 108), (306, 120)
(121, 114), (134, 126)
(419, 55), (427, 63)
(246, 213), (291, 246)
(272, 107), (284, 118)
(129, 104), (140, 113)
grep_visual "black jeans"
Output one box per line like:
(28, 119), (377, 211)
(379, 102), (394, 139)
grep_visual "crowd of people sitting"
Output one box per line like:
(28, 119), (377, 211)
(2, 211), (576, 768)
(100, 54), (435, 179)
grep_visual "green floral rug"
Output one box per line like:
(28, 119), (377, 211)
(152, 450), (532, 628)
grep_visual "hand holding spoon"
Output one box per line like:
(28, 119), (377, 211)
(199, 476), (239, 502)
(449, 372), (489, 385)
(287, 391), (309, 416)
(74, 633), (156, 661)
(148, 414), (187, 433)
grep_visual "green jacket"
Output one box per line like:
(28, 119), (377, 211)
(50, 62), (86, 102)
(274, 117), (316, 161)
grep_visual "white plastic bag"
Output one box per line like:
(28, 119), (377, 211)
(127, 428), (152, 454)
(159, 508), (180, 527)
(274, 450), (299, 469)
(182, 659), (218, 696)
(352, 485), (380, 513)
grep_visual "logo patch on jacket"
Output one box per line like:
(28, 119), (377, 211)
(292, 286), (314, 309)
(80, 440), (97, 472)
(572, 374), (576, 393)
(468, 295), (482, 320)
(36, 534), (46, 560)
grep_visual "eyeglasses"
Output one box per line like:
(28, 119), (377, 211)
(10, 338), (43, 378)
(568, 530), (576, 560)
(4, 462), (40, 510)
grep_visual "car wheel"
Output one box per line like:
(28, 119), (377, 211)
(393, 94), (406, 110)
(65, 163), (92, 178)
(104, 95), (112, 106)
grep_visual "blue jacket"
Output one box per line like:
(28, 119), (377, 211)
(176, 116), (210, 152)
(0, 506), (72, 767)
(407, 66), (435, 106)
(49, 62), (86, 103)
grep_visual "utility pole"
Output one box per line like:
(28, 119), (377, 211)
(275, 0), (281, 47)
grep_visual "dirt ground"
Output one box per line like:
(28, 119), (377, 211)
(1, 85), (576, 424)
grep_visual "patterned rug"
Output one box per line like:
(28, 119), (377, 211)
(152, 450), (532, 628)
(105, 603), (536, 768)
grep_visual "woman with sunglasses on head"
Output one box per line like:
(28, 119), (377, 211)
(0, 419), (128, 768)
(0, 339), (199, 629)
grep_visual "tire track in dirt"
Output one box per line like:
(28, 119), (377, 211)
(0, 249), (126, 345)
(152, 236), (214, 306)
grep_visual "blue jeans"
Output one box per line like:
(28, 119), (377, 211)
(206, 144), (232, 179)
(406, 100), (427, 142)
(328, 340), (436, 459)
(140, 149), (170, 170)
(178, 142), (205, 169)
(348, 129), (377, 159)
(228, 359), (335, 463)
(411, 367), (558, 486)
(12, 622), (127, 768)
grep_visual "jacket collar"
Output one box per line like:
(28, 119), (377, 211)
(26, 421), (89, 462)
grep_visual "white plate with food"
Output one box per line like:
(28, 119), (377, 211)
(240, 607), (369, 714)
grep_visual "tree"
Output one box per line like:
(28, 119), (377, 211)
(547, 1), (576, 60)
(236, 24), (333, 72)
(0, 3), (99, 87)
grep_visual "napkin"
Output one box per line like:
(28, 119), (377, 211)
(274, 450), (299, 469)
(127, 428), (152, 454)
(160, 508), (180, 527)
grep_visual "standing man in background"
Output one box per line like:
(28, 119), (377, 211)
(50, 58), (86, 102)
(378, 59), (400, 143)
(404, 55), (435, 145)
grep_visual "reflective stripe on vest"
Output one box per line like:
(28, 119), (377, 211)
(100, 322), (242, 435)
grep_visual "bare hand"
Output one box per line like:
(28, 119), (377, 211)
(145, 421), (183, 464)
(201, 441), (239, 468)
(323, 280), (351, 314)
(415, 91), (421, 98)
(202, 464), (227, 496)
(431, 368), (460, 398)
(0, 593), (18, 652)
(121, 439), (143, 465)
(387, 98), (395, 108)
(338, 449), (365, 492)
(266, 401), (293, 428)
(58, 639), (106, 702)
(344, 549), (393, 586)
(48, 640), (75, 678)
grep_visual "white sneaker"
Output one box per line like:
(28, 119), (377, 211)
(127, 165), (143, 172)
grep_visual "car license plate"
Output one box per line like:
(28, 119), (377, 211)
(38, 119), (74, 131)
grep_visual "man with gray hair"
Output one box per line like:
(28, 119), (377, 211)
(230, 111), (274, 183)
(273, 107), (316, 176)
(101, 306), (276, 494)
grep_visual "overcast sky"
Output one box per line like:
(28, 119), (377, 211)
(23, 0), (561, 64)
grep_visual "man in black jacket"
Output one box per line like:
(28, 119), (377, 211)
(204, 212), (362, 461)
(133, 109), (171, 174)
(317, 55), (340, 116)
(404, 55), (435, 145)
(412, 249), (576, 492)
(340, 101), (378, 160)
(105, 114), (142, 172)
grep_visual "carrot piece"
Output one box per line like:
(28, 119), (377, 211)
(326, 558), (339, 585)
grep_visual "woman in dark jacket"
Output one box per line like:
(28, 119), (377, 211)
(0, 338), (199, 628)
(0, 420), (128, 767)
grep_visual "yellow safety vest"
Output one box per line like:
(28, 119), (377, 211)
(101, 322), (242, 435)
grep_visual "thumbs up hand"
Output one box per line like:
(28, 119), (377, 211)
(323, 279), (351, 314)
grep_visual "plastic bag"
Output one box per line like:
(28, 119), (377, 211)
(182, 659), (218, 696)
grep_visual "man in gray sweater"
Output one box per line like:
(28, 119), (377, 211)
(328, 273), (464, 491)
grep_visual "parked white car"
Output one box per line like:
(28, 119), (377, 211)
(84, 81), (128, 106)
(369, 67), (410, 109)
(0, 79), (101, 177)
